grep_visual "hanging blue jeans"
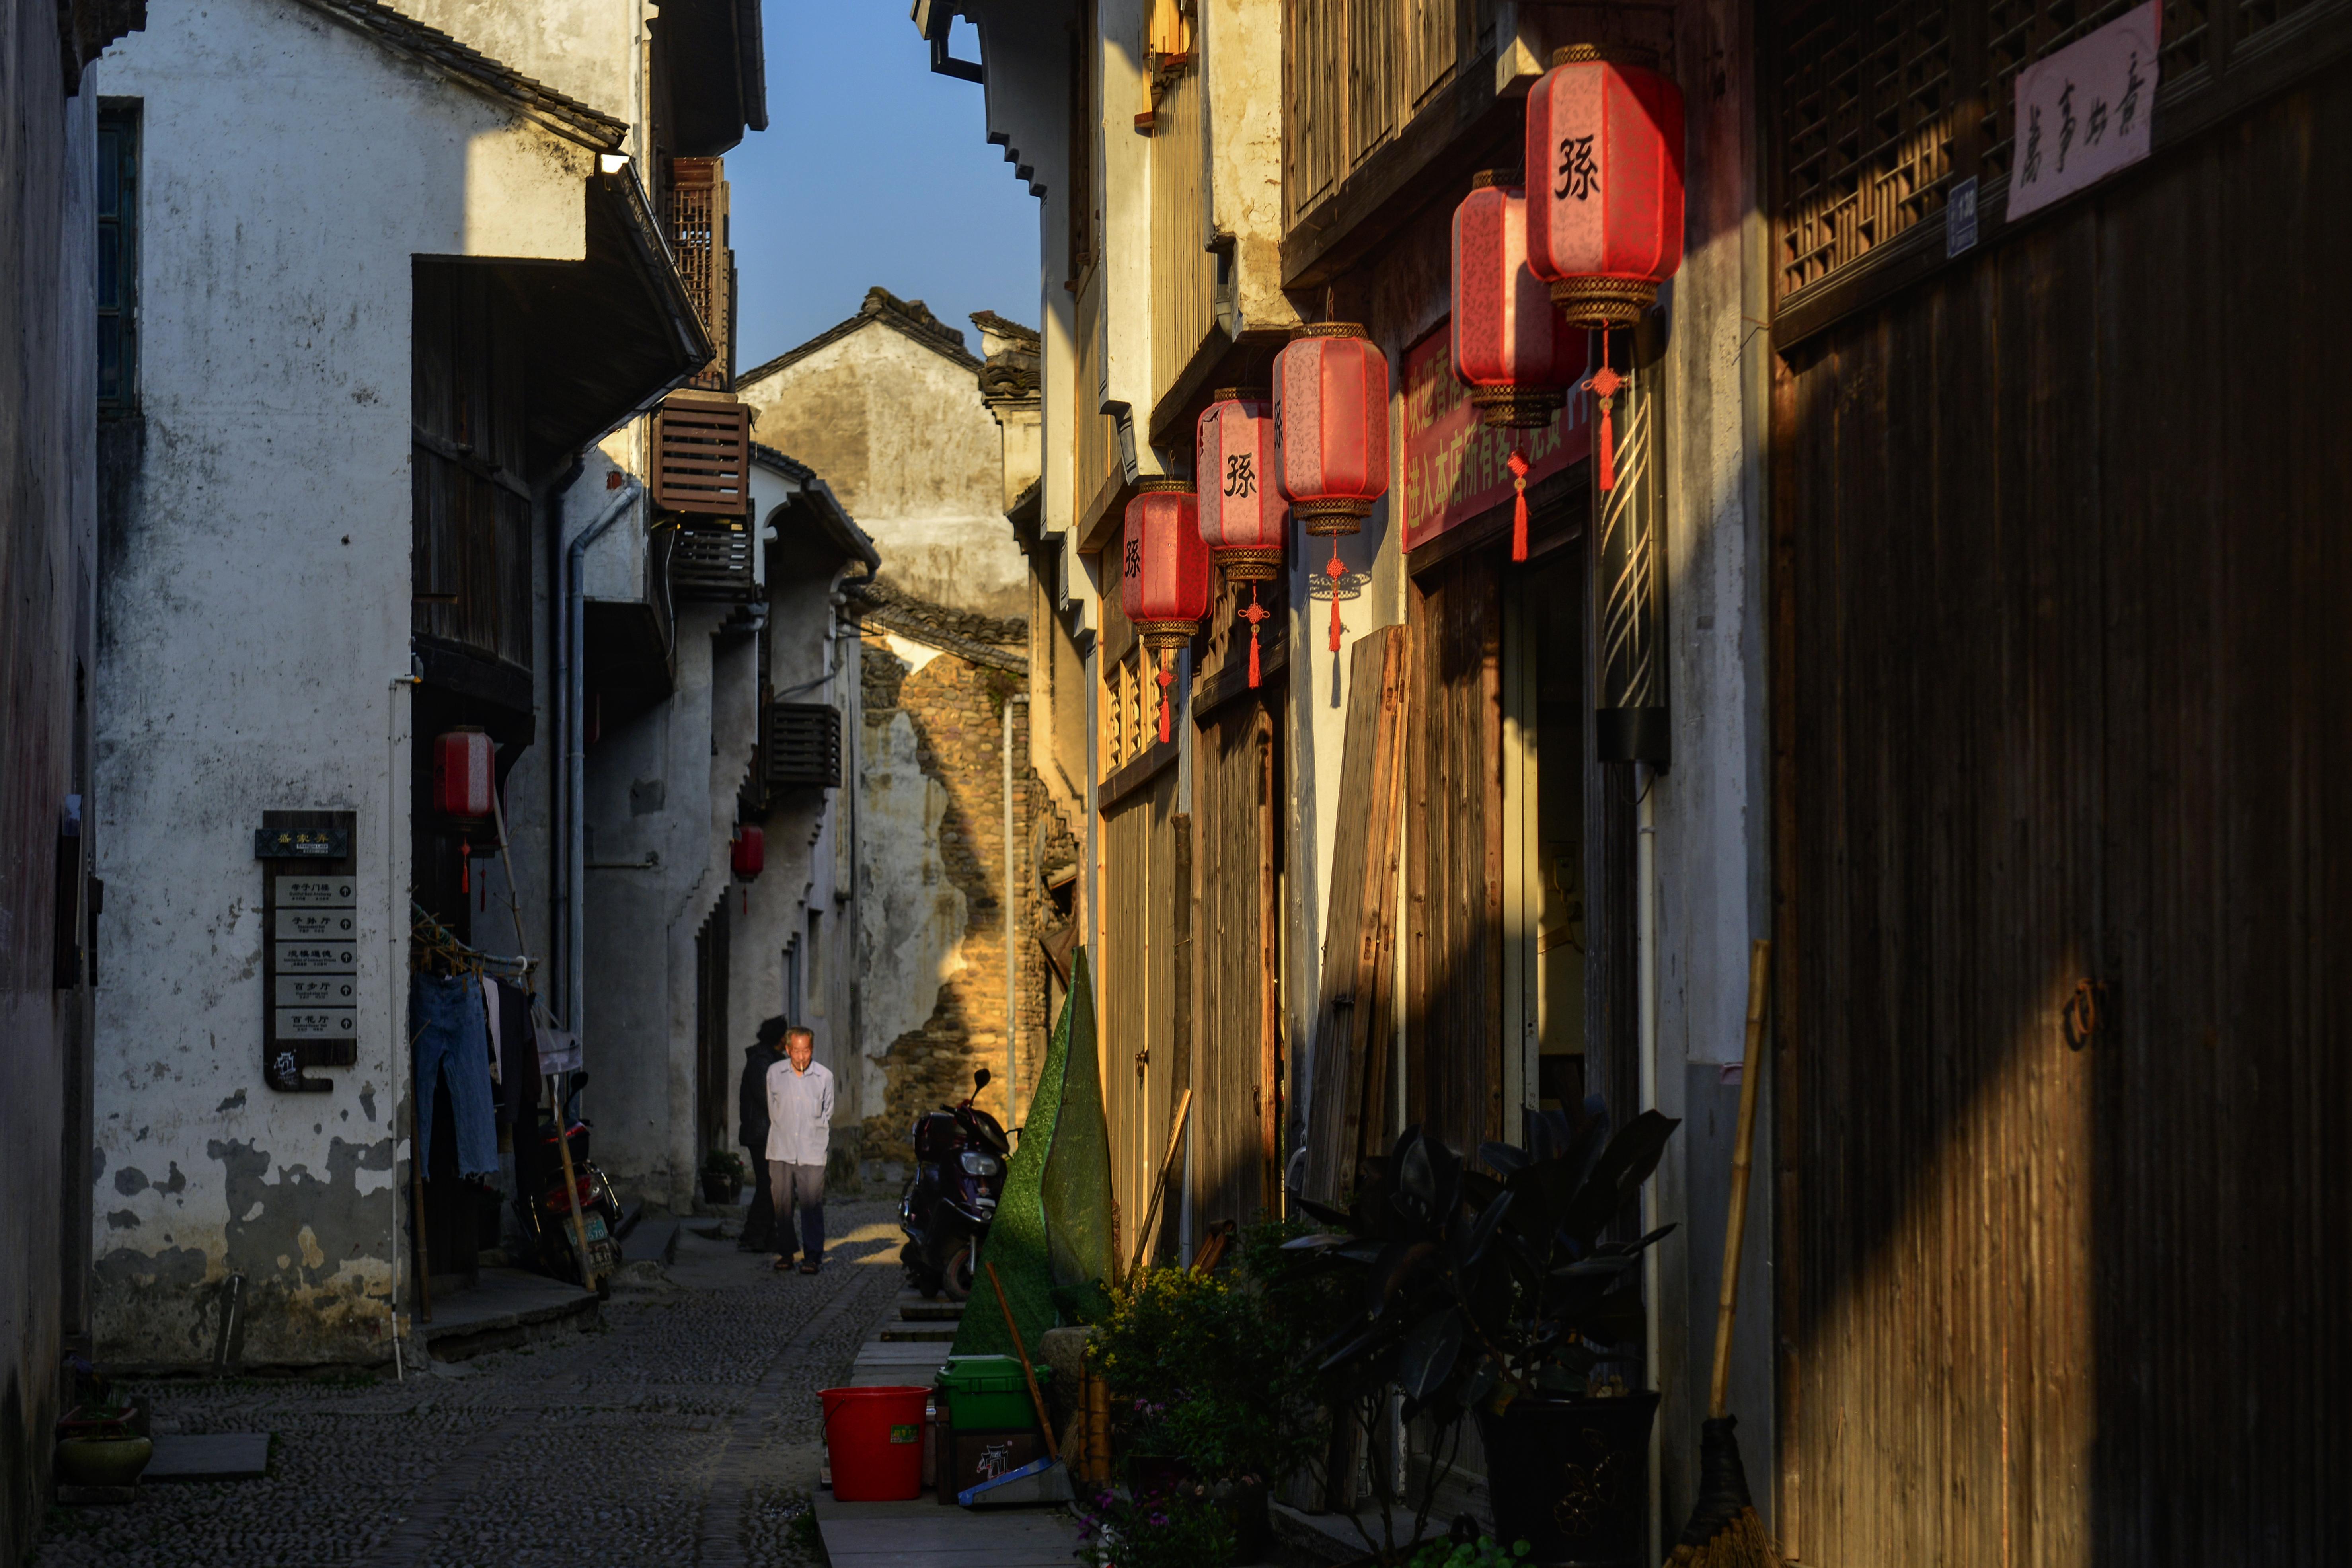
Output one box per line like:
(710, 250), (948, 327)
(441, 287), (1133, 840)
(412, 972), (500, 1179)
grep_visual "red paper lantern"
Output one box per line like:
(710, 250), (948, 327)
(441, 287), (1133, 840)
(1120, 477), (1212, 744)
(1196, 388), (1283, 688)
(1524, 45), (1685, 330)
(1453, 170), (1589, 561)
(1273, 323), (1389, 654)
(731, 826), (765, 880)
(433, 728), (495, 820)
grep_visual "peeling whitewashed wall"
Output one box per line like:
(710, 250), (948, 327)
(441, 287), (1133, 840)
(90, 0), (591, 1367)
(738, 321), (1024, 620)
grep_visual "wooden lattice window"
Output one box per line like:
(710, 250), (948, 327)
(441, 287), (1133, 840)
(1775, 3), (1958, 297)
(667, 157), (733, 390)
(651, 392), (750, 516)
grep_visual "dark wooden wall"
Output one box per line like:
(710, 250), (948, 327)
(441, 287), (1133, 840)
(1771, 66), (2352, 1568)
(1406, 551), (1506, 1155)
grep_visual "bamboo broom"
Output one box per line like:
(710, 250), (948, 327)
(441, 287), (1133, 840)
(1667, 939), (1782, 1568)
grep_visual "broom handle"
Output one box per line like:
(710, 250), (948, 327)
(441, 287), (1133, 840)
(984, 1260), (1059, 1462)
(1709, 939), (1772, 1421)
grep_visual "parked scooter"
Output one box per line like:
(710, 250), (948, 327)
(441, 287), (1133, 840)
(899, 1067), (1010, 1299)
(518, 1074), (624, 1286)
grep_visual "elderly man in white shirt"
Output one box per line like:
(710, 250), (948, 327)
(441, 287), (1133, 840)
(764, 1026), (834, 1274)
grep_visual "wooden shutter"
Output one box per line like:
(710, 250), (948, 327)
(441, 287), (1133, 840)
(651, 392), (750, 516)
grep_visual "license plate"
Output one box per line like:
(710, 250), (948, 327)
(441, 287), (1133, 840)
(583, 1215), (609, 1241)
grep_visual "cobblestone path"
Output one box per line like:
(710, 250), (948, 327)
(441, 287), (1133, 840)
(35, 1201), (908, 1568)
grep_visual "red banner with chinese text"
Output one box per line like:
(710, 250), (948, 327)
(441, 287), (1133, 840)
(1401, 319), (1591, 553)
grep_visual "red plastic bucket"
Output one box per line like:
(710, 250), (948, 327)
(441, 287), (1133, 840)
(819, 1385), (929, 1501)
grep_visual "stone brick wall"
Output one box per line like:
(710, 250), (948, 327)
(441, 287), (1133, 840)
(857, 595), (1061, 1163)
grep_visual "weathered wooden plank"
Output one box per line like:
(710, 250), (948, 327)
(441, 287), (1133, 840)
(1302, 625), (1409, 1200)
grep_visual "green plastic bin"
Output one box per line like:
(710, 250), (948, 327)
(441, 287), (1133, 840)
(935, 1355), (1052, 1430)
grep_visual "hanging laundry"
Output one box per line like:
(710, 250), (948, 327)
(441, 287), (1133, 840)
(411, 971), (500, 1179)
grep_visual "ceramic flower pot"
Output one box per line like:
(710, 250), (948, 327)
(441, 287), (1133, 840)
(56, 1434), (154, 1488)
(1475, 1391), (1659, 1568)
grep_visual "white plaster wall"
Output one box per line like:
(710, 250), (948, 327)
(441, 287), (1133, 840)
(1199, 0), (1300, 333)
(394, 0), (643, 136)
(738, 324), (1023, 620)
(90, 0), (594, 1365)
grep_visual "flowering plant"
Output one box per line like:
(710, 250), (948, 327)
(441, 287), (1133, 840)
(1070, 1481), (1235, 1568)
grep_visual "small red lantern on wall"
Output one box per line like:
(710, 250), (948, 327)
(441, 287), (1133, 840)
(1453, 170), (1588, 561)
(731, 826), (765, 881)
(1195, 388), (1283, 687)
(1273, 323), (1389, 654)
(433, 729), (495, 820)
(1120, 477), (1212, 745)
(1524, 45), (1685, 330)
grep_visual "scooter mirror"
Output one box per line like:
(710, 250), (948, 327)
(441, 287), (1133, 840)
(973, 1067), (992, 1090)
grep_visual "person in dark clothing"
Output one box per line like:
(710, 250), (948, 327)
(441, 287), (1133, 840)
(737, 1017), (789, 1252)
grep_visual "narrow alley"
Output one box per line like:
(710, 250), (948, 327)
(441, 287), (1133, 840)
(3, 1), (2346, 1565)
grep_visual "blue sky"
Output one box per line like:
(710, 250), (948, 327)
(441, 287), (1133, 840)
(727, 4), (1042, 366)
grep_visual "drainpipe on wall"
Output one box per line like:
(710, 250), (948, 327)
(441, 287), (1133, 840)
(1635, 765), (1662, 1563)
(561, 480), (644, 1038)
(1002, 691), (1027, 1136)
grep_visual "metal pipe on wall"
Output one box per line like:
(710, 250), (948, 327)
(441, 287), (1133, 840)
(559, 480), (643, 1038)
(1002, 692), (1027, 1136)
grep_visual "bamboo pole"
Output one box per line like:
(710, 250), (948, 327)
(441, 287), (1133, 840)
(1125, 1087), (1193, 1277)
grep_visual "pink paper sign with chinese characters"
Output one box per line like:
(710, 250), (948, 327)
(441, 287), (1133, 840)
(2005, 1), (2161, 220)
(1402, 320), (1592, 553)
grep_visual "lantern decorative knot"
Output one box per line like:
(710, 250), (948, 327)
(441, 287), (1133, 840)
(1274, 323), (1389, 655)
(1525, 44), (1686, 330)
(1121, 476), (1212, 744)
(1196, 386), (1285, 687)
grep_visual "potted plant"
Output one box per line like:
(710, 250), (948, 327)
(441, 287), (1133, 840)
(1083, 1235), (1335, 1565)
(55, 1402), (154, 1488)
(702, 1148), (747, 1204)
(1283, 1099), (1680, 1568)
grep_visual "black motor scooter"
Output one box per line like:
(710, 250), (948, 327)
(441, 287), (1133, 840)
(899, 1067), (1009, 1299)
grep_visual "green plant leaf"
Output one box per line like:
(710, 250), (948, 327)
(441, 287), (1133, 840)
(1397, 1305), (1465, 1401)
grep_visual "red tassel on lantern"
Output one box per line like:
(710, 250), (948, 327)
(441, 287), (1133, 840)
(1121, 479), (1213, 745)
(1241, 589), (1268, 688)
(1586, 332), (1623, 493)
(1508, 450), (1532, 561)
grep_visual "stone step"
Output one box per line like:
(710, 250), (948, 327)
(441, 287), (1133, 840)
(620, 1217), (680, 1266)
(898, 1299), (963, 1321)
(414, 1267), (599, 1362)
(878, 1326), (958, 1342)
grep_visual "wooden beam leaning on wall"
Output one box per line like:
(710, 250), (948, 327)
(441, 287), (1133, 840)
(1302, 626), (1410, 1202)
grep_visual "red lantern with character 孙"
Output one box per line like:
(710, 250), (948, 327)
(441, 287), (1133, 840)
(1523, 45), (1685, 330)
(1196, 388), (1284, 687)
(1120, 477), (1213, 745)
(1272, 323), (1389, 655)
(1452, 169), (1589, 561)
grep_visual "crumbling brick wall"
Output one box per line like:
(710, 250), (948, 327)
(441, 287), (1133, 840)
(856, 586), (1060, 1163)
